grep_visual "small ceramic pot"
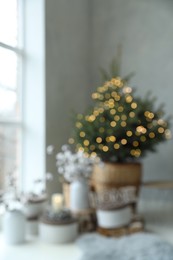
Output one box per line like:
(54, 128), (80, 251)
(96, 206), (132, 228)
(39, 220), (78, 244)
(3, 209), (26, 245)
(26, 217), (39, 236)
(23, 200), (47, 218)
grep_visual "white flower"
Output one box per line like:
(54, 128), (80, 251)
(46, 172), (53, 181)
(55, 145), (95, 182)
(61, 144), (70, 152)
(47, 145), (54, 155)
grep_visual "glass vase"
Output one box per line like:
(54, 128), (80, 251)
(70, 177), (90, 212)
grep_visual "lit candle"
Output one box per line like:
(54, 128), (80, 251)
(51, 193), (64, 212)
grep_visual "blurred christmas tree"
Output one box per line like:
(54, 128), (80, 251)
(71, 48), (172, 163)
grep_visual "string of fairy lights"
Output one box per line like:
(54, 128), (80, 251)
(70, 77), (171, 162)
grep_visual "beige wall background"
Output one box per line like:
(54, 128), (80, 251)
(46, 0), (173, 200)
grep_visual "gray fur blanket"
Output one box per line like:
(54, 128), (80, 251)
(76, 233), (173, 260)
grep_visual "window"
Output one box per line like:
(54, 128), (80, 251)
(0, 0), (23, 190)
(0, 0), (45, 193)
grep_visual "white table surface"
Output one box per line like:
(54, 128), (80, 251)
(1, 200), (173, 260)
(0, 234), (81, 260)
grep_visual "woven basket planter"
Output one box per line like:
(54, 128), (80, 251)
(90, 162), (142, 229)
(91, 162), (142, 192)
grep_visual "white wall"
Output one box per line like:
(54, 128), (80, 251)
(91, 0), (173, 200)
(46, 0), (91, 195)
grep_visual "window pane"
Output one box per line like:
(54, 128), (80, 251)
(0, 126), (21, 190)
(0, 47), (18, 89)
(0, 89), (18, 119)
(0, 0), (18, 46)
(0, 46), (20, 119)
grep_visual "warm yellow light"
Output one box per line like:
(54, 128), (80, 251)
(136, 126), (147, 134)
(133, 141), (139, 147)
(97, 86), (103, 92)
(114, 95), (121, 101)
(131, 102), (137, 109)
(91, 152), (97, 157)
(158, 127), (164, 134)
(68, 138), (74, 144)
(130, 149), (141, 157)
(108, 100), (115, 108)
(104, 81), (111, 88)
(121, 114), (127, 120)
(98, 108), (104, 113)
(114, 143), (120, 149)
(92, 93), (99, 99)
(110, 121), (117, 127)
(118, 106), (124, 112)
(78, 147), (84, 152)
(88, 115), (96, 122)
(96, 137), (102, 143)
(129, 111), (135, 118)
(148, 112), (154, 119)
(135, 149), (141, 157)
(144, 111), (154, 119)
(149, 132), (155, 138)
(126, 130), (133, 137)
(144, 111), (150, 117)
(76, 122), (82, 128)
(110, 109), (116, 115)
(130, 149), (135, 156)
(106, 137), (110, 142)
(109, 136), (116, 142)
(111, 77), (123, 87)
(103, 146), (109, 152)
(158, 119), (165, 125)
(114, 115), (120, 121)
(93, 110), (99, 116)
(121, 121), (127, 127)
(125, 95), (133, 103)
(142, 128), (147, 134)
(109, 103), (115, 108)
(83, 140), (90, 146)
(123, 86), (132, 94)
(121, 139), (127, 145)
(80, 131), (86, 137)
(140, 136), (146, 142)
(111, 91), (118, 98)
(165, 129), (172, 139)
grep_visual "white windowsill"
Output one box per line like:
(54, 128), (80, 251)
(0, 200), (173, 259)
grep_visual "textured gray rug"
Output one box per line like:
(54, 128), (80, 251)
(76, 233), (173, 260)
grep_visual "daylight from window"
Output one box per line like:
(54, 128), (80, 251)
(0, 0), (21, 189)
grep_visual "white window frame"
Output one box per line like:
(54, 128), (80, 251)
(22, 0), (46, 192)
(0, 0), (46, 193)
(0, 0), (24, 191)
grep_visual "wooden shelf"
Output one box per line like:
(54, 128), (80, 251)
(142, 181), (173, 189)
